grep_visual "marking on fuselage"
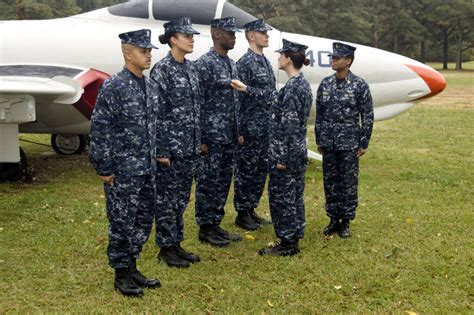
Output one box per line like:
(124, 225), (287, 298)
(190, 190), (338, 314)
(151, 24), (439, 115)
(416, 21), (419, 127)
(305, 50), (332, 68)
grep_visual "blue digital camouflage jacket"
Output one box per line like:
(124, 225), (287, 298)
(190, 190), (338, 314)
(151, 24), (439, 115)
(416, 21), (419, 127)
(194, 48), (239, 145)
(150, 52), (201, 158)
(236, 49), (277, 138)
(89, 68), (159, 176)
(269, 73), (313, 173)
(315, 71), (374, 150)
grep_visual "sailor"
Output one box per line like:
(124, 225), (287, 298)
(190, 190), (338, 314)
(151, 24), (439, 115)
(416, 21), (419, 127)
(315, 41), (374, 238)
(89, 29), (161, 296)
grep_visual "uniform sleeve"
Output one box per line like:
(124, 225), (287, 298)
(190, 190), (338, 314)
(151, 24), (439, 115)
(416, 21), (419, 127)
(246, 82), (278, 104)
(150, 64), (171, 157)
(237, 60), (277, 137)
(89, 83), (117, 176)
(315, 83), (324, 146)
(274, 88), (300, 165)
(244, 59), (278, 105)
(194, 59), (211, 144)
(358, 81), (374, 149)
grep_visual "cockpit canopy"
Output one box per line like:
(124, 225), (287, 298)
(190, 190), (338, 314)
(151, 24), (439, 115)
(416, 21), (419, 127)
(108, 0), (258, 28)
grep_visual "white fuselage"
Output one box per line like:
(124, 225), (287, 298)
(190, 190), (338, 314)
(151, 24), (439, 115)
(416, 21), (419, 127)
(0, 5), (445, 136)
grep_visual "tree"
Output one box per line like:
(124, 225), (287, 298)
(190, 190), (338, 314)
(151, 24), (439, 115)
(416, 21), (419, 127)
(426, 0), (464, 69)
(0, 0), (16, 19)
(452, 0), (474, 70)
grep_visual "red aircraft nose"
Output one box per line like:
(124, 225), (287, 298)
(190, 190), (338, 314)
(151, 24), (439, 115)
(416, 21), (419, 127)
(405, 64), (447, 100)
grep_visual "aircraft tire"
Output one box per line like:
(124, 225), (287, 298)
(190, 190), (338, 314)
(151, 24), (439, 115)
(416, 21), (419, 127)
(51, 134), (87, 155)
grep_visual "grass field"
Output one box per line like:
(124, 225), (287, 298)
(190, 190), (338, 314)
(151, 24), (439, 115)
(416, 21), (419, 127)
(0, 70), (473, 313)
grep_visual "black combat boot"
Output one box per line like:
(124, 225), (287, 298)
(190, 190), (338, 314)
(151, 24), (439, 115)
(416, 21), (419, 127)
(338, 219), (351, 238)
(323, 217), (340, 236)
(114, 267), (144, 297)
(249, 209), (272, 225)
(158, 246), (190, 268)
(235, 210), (261, 230)
(214, 225), (243, 242)
(175, 244), (201, 263)
(199, 225), (230, 247)
(129, 259), (161, 288)
(258, 240), (299, 256)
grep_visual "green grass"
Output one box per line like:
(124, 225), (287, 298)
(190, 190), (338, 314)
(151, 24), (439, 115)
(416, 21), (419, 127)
(439, 70), (474, 88)
(1, 79), (473, 313)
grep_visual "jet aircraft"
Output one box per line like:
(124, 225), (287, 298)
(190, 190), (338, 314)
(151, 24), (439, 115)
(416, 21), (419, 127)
(0, 0), (446, 181)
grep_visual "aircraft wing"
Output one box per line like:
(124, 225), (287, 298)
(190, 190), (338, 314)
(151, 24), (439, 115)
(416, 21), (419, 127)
(0, 75), (83, 109)
(0, 65), (109, 123)
(0, 65), (109, 163)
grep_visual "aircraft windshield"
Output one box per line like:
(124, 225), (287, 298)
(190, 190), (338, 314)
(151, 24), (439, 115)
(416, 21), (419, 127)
(221, 2), (257, 28)
(152, 0), (218, 25)
(108, 0), (149, 19)
(107, 0), (259, 28)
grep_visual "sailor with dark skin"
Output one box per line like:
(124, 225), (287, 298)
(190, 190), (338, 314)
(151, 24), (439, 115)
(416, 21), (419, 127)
(315, 42), (374, 238)
(194, 17), (243, 247)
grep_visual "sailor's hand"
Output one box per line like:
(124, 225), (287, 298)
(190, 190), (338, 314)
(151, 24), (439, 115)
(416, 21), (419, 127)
(357, 148), (367, 157)
(231, 79), (247, 92)
(100, 175), (115, 186)
(276, 163), (287, 170)
(200, 144), (209, 156)
(157, 157), (171, 167)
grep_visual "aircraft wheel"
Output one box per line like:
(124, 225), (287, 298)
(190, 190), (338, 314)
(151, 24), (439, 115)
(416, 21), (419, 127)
(0, 148), (29, 182)
(51, 134), (87, 155)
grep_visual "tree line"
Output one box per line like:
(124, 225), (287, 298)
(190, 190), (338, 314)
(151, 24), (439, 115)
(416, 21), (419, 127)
(1, 0), (472, 69)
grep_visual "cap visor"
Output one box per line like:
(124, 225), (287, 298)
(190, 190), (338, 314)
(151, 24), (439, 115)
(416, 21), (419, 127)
(145, 44), (159, 49)
(255, 27), (272, 32)
(224, 27), (241, 32)
(183, 30), (200, 35)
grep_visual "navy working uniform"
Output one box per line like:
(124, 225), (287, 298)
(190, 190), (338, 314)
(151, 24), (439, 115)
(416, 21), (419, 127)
(268, 39), (313, 247)
(89, 30), (159, 270)
(234, 19), (276, 222)
(194, 17), (240, 228)
(150, 18), (201, 252)
(315, 42), (374, 225)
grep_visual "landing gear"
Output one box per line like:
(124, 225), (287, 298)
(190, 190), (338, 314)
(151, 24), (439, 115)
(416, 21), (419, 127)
(51, 134), (87, 155)
(0, 147), (32, 182)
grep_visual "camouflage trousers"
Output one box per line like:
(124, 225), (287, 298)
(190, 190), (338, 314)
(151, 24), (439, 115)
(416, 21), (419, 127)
(104, 174), (154, 268)
(155, 156), (197, 248)
(195, 143), (234, 226)
(322, 149), (359, 220)
(268, 169), (306, 243)
(234, 136), (268, 212)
